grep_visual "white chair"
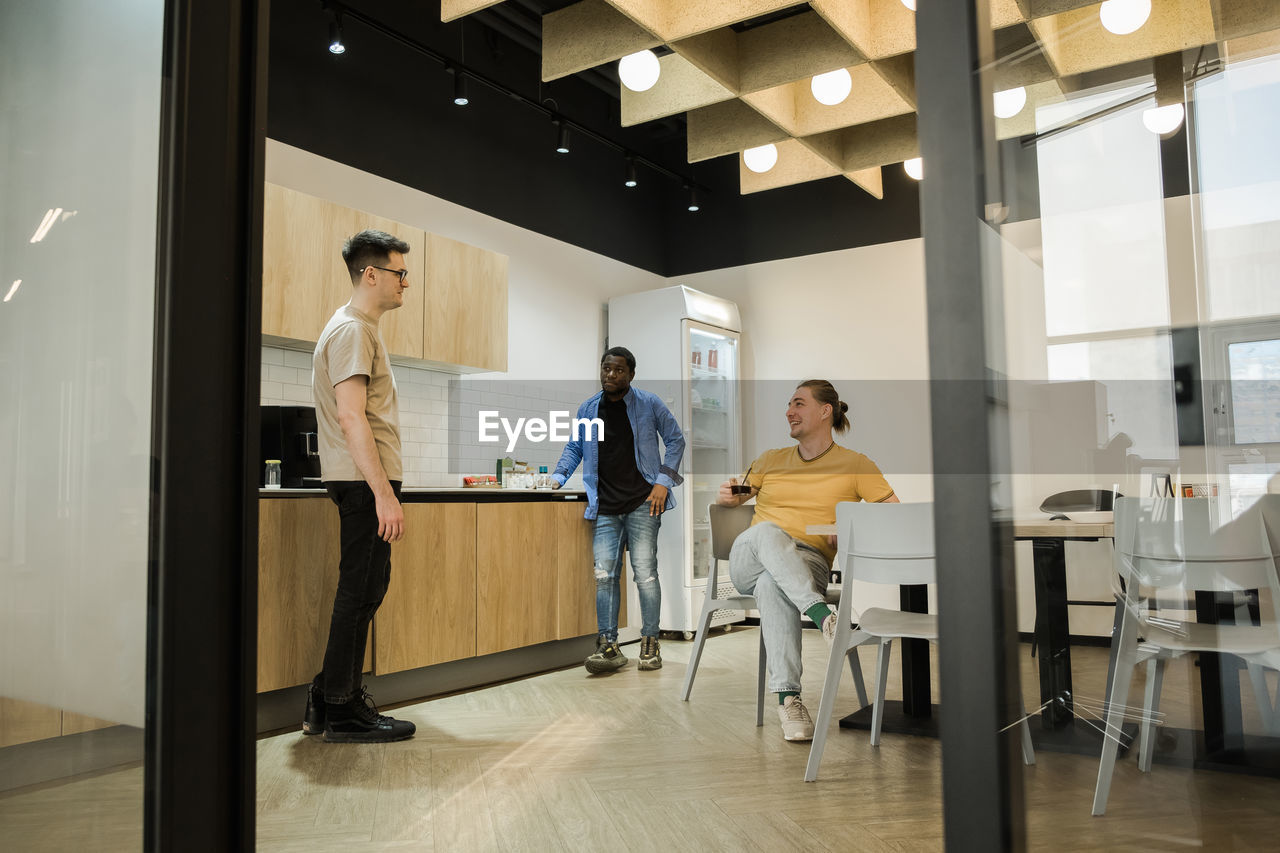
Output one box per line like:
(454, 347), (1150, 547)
(806, 500), (1036, 782)
(681, 503), (868, 727)
(1092, 496), (1280, 816)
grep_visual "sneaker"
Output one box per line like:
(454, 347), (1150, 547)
(778, 695), (815, 742)
(302, 683), (325, 735)
(637, 636), (662, 670)
(821, 609), (839, 649)
(322, 687), (416, 743)
(584, 634), (628, 674)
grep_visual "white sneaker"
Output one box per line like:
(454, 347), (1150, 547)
(778, 695), (815, 741)
(821, 609), (839, 649)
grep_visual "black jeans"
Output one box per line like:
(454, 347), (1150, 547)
(314, 480), (401, 704)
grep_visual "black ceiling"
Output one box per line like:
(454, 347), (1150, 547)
(267, 0), (923, 276)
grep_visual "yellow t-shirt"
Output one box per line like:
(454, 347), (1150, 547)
(746, 444), (894, 562)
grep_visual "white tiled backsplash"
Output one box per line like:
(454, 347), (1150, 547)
(261, 346), (583, 488)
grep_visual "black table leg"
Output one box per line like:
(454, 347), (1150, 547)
(839, 583), (938, 735)
(1196, 591), (1246, 754)
(900, 584), (931, 717)
(1031, 538), (1073, 727)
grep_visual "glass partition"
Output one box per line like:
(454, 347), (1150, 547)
(980, 0), (1280, 843)
(0, 1), (163, 845)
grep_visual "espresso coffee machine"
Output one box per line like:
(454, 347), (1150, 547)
(260, 405), (322, 487)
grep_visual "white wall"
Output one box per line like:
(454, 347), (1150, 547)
(679, 238), (935, 503)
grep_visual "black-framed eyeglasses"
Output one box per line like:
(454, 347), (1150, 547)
(364, 265), (409, 283)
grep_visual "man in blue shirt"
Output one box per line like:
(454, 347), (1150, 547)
(552, 346), (685, 672)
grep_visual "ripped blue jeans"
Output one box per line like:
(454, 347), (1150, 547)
(592, 504), (662, 641)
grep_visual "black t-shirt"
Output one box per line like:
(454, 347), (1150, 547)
(597, 395), (651, 516)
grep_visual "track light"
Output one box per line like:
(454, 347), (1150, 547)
(328, 13), (346, 55)
(903, 157), (923, 180)
(686, 185), (700, 212)
(624, 157), (637, 188)
(555, 121), (570, 154)
(453, 72), (469, 106)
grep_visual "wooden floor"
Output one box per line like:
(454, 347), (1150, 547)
(4, 628), (1280, 851)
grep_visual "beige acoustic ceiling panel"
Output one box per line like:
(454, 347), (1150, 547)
(449, 0), (1280, 198)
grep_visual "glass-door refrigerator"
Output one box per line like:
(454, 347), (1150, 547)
(607, 286), (743, 636)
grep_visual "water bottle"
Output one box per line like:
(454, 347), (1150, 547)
(264, 459), (282, 489)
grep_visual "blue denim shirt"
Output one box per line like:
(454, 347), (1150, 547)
(551, 386), (685, 520)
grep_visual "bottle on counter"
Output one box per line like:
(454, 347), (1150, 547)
(535, 466), (552, 490)
(264, 459), (282, 489)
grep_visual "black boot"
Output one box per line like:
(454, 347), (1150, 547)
(322, 688), (416, 743)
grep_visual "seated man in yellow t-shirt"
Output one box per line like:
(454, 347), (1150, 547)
(716, 379), (898, 742)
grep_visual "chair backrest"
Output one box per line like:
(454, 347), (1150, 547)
(1040, 488), (1120, 514)
(1114, 496), (1279, 595)
(709, 503), (755, 561)
(836, 501), (935, 586)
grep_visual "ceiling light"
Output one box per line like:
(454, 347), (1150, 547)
(453, 72), (469, 106)
(1099, 0), (1151, 36)
(901, 0), (916, 10)
(686, 185), (700, 212)
(624, 158), (637, 188)
(742, 144), (778, 174)
(903, 158), (923, 181)
(328, 15), (346, 55)
(555, 121), (570, 154)
(4, 280), (20, 302)
(618, 50), (661, 93)
(993, 86), (1027, 119)
(1142, 103), (1184, 135)
(811, 68), (853, 106)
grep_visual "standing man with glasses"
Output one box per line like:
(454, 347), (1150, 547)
(304, 229), (416, 742)
(551, 347), (685, 673)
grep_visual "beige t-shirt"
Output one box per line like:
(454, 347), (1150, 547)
(745, 444), (895, 562)
(312, 304), (402, 482)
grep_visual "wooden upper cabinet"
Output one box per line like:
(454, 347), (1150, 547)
(261, 184), (425, 359)
(423, 233), (508, 372)
(262, 183), (508, 372)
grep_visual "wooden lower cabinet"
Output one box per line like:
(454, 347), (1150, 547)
(475, 501), (600, 655)
(0, 698), (117, 749)
(374, 503), (477, 674)
(476, 503), (560, 655)
(554, 502), (599, 640)
(257, 498), (371, 692)
(258, 497), (596, 690)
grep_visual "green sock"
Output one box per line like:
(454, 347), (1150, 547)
(805, 602), (832, 627)
(778, 690), (800, 705)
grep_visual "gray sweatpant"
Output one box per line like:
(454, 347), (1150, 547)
(728, 522), (831, 693)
